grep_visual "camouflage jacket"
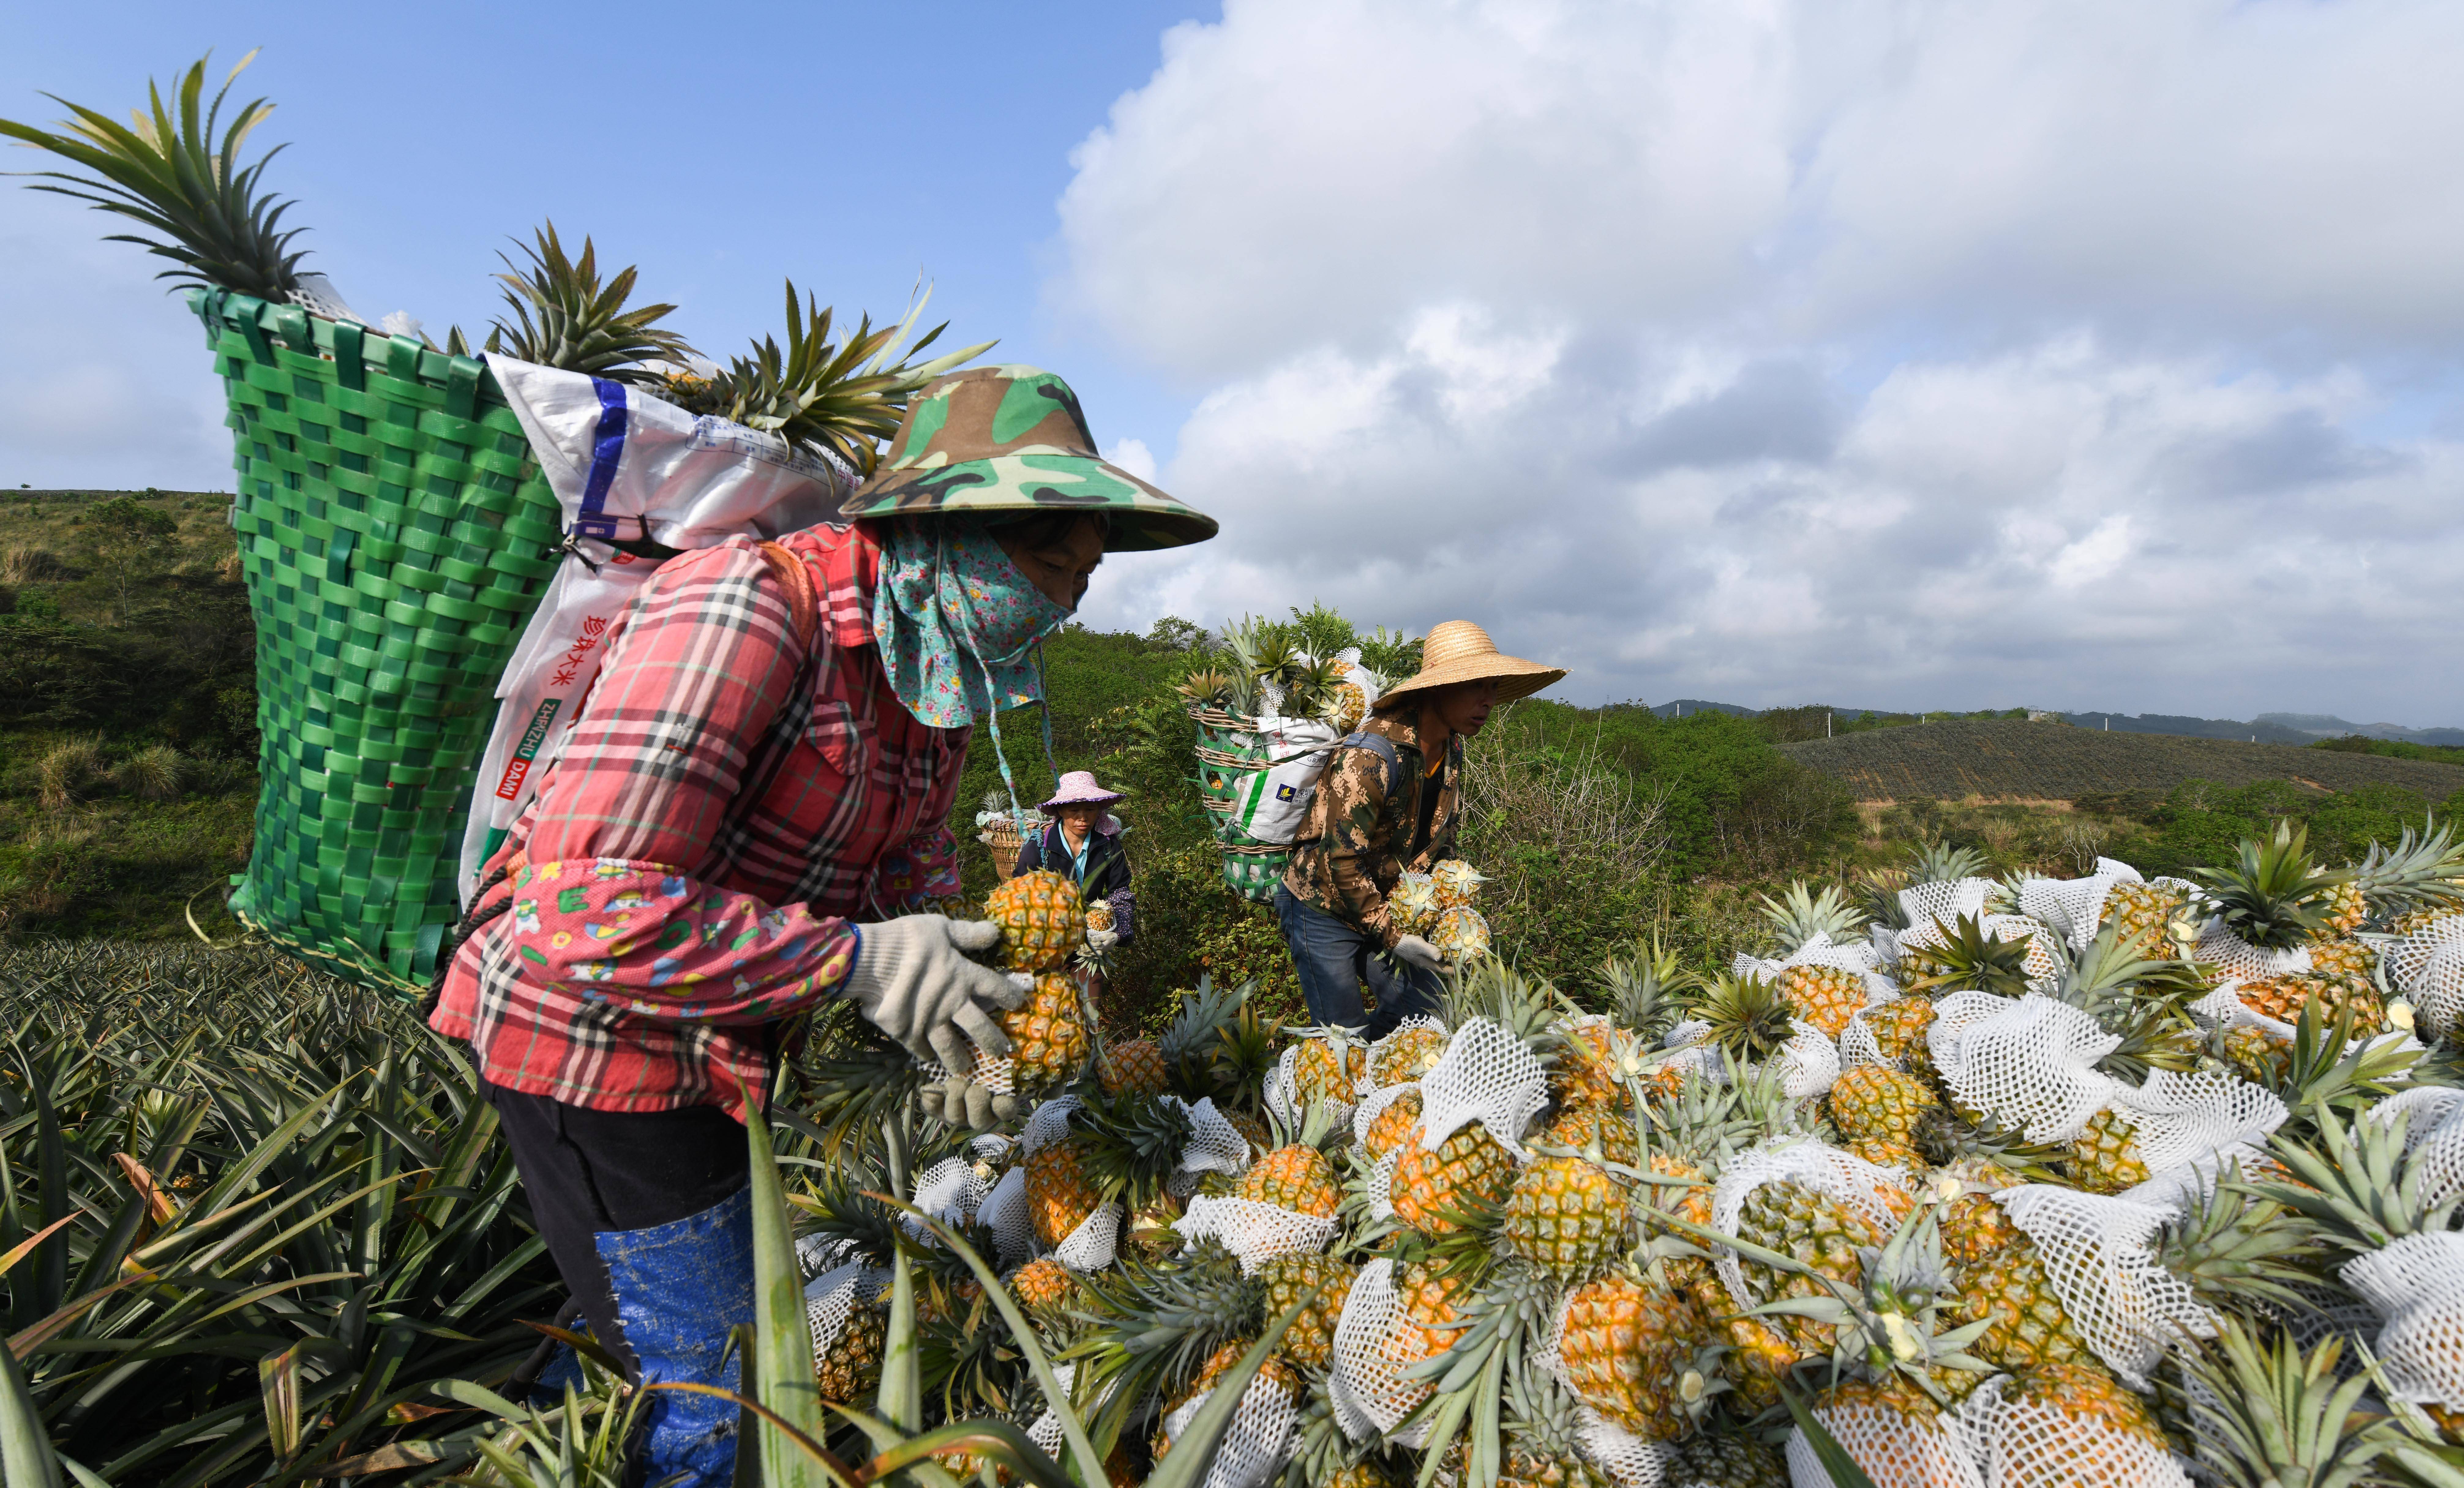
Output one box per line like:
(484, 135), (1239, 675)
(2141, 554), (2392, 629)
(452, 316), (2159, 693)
(1281, 709), (1461, 947)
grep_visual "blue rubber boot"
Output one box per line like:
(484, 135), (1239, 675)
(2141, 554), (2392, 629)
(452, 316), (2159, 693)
(594, 1187), (756, 1487)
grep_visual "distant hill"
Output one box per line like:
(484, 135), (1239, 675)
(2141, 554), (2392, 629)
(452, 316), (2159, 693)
(1650, 698), (2464, 748)
(1777, 719), (2464, 803)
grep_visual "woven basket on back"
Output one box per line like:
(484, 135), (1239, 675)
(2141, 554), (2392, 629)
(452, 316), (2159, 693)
(983, 818), (1026, 878)
(1189, 706), (1290, 904)
(194, 288), (561, 994)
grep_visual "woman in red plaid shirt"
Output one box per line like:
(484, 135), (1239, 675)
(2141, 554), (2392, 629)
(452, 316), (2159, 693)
(429, 367), (1214, 1485)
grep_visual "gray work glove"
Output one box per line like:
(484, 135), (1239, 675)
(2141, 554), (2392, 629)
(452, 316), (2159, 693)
(1393, 934), (1446, 973)
(841, 917), (1028, 1129)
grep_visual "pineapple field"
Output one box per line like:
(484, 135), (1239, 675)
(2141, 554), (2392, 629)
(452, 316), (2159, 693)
(17, 812), (2464, 1486)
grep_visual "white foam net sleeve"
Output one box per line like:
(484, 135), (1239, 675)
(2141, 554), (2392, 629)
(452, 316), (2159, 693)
(1160, 1366), (1300, 1488)
(2107, 1070), (2287, 1174)
(1266, 1039), (1359, 1129)
(1837, 1004), (1890, 1071)
(2021, 870), (2130, 952)
(1050, 1202), (1122, 1273)
(1772, 1022), (1840, 1101)
(1977, 914), (2065, 989)
(977, 1166), (1037, 1268)
(1174, 1195), (1337, 1274)
(2338, 1231), (2464, 1404)
(1025, 1362), (1075, 1460)
(1998, 1184), (2219, 1388)
(1664, 1019), (1712, 1051)
(803, 1259), (886, 1367)
(2388, 918), (2464, 1037)
(1577, 1412), (1669, 1487)
(1942, 994), (2123, 1144)
(1020, 1095), (1081, 1156)
(1417, 1016), (1548, 1159)
(1710, 1141), (1911, 1312)
(1900, 877), (1995, 937)
(1365, 1148), (1402, 1222)
(1328, 1259), (1429, 1442)
(1925, 991), (2015, 1086)
(1960, 1373), (2188, 1488)
(907, 1156), (987, 1243)
(795, 1231), (855, 1280)
(2113, 1142), (2277, 1214)
(2191, 921), (2313, 986)
(1175, 1096), (1255, 1181)
(1367, 1015), (1449, 1088)
(2370, 1087), (2464, 1208)
(1351, 1082), (1420, 1151)
(1785, 1397), (1984, 1488)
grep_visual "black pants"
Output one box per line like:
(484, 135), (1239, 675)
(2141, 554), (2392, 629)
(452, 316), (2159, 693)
(483, 1079), (750, 1377)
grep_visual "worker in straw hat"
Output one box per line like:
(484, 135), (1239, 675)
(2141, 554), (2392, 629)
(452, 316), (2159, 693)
(1012, 770), (1137, 944)
(427, 366), (1213, 1486)
(1277, 620), (1566, 1038)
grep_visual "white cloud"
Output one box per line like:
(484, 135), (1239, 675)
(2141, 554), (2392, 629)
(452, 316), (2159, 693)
(1062, 0), (2464, 723)
(1103, 436), (1158, 483)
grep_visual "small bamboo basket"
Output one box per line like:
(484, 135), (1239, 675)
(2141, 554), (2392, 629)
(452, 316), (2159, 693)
(1188, 705), (1290, 904)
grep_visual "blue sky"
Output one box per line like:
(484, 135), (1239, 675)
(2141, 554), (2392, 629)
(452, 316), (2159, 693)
(7, 2), (2464, 723)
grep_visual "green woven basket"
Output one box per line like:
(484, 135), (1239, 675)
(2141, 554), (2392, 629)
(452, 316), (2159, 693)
(1189, 706), (1289, 904)
(193, 287), (562, 994)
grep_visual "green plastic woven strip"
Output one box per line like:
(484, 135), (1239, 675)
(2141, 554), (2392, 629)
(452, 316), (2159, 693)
(1188, 707), (1288, 903)
(190, 287), (561, 994)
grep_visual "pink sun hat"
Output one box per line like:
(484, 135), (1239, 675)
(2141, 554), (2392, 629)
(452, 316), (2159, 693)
(1039, 771), (1127, 811)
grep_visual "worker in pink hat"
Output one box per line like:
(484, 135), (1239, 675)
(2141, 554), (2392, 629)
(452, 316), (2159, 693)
(1011, 770), (1135, 943)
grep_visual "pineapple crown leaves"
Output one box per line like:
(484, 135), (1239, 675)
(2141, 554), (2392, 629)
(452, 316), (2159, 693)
(1900, 912), (2035, 999)
(2195, 821), (2345, 950)
(2151, 1162), (2329, 1319)
(1856, 869), (1914, 931)
(1756, 881), (1869, 955)
(1157, 974), (1245, 1068)
(2246, 1105), (2461, 1256)
(1742, 1202), (1995, 1404)
(0, 51), (307, 299)
(1401, 1260), (1559, 1396)
(2178, 1317), (2435, 1488)
(2351, 817), (2464, 920)
(2264, 996), (2419, 1133)
(676, 277), (994, 475)
(1208, 993), (1277, 1110)
(1496, 1354), (1594, 1472)
(1596, 941), (1686, 1040)
(1906, 841), (1990, 886)
(1443, 957), (1566, 1061)
(1065, 1086), (1195, 1208)
(1911, 1106), (2067, 1182)
(2048, 930), (2209, 1080)
(484, 221), (692, 383)
(1684, 973), (1797, 1065)
(1065, 1240), (1263, 1404)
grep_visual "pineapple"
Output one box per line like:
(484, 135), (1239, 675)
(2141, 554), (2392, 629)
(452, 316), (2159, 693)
(1554, 1019), (1636, 1111)
(2307, 937), (2376, 982)
(1543, 1105), (1639, 1170)
(1952, 1234), (2097, 1372)
(1127, 1189), (1186, 1258)
(1237, 1144), (1342, 1218)
(1011, 1256), (1077, 1323)
(1901, 912), (2036, 998)
(1731, 1180), (1884, 1358)
(2318, 880), (2368, 936)
(1154, 1341), (1302, 1458)
(2098, 878), (2187, 959)
(1554, 1272), (1707, 1441)
(1024, 1137), (1104, 1249)
(1363, 1091), (1424, 1162)
(1663, 1431), (1790, 1488)
(2067, 1109), (2151, 1194)
(1937, 1186), (2025, 1268)
(1293, 1033), (1369, 1108)
(1997, 1362), (2169, 1481)
(1431, 859), (1487, 910)
(1431, 906), (1492, 962)
(1325, 679), (1370, 734)
(984, 869), (1085, 971)
(1777, 963), (1869, 1038)
(1688, 974), (1796, 1064)
(1390, 1121), (1518, 1233)
(1369, 1024), (1449, 1087)
(1390, 872), (1442, 936)
(1862, 997), (1939, 1078)
(817, 1295), (887, 1403)
(1498, 1363), (1613, 1488)
(491, 223), (694, 381)
(1102, 1036), (1168, 1097)
(1084, 899), (1116, 934)
(2218, 1024), (2291, 1085)
(1502, 1155), (1630, 1281)
(1257, 1251), (1356, 1370)
(1827, 1065), (1936, 1145)
(1386, 1255), (1475, 1366)
(992, 972), (1089, 1092)
(2236, 971), (2384, 1028)
(1841, 1136), (1925, 1173)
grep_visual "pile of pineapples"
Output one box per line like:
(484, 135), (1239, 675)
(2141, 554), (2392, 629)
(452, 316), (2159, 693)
(792, 819), (2464, 1488)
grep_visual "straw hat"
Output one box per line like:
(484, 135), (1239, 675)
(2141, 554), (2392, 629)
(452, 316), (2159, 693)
(1378, 621), (1567, 707)
(1039, 770), (1126, 810)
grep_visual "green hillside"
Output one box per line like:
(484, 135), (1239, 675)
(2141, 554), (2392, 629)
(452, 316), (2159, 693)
(1780, 718), (2464, 803)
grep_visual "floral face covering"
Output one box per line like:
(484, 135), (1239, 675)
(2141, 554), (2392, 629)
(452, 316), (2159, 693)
(871, 518), (1071, 730)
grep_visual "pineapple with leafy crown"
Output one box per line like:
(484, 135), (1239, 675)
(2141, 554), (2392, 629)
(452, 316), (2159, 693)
(1238, 1141), (1343, 1218)
(2098, 877), (2190, 958)
(1023, 1091), (1192, 1248)
(1432, 858), (1487, 910)
(1390, 872), (1442, 936)
(1662, 1431), (1791, 1488)
(1391, 1120), (1519, 1233)
(1862, 997), (1939, 1078)
(1543, 1104), (1639, 1170)
(1502, 1153), (1630, 1281)
(1498, 1361), (1613, 1488)
(1952, 1231), (2098, 1372)
(1326, 678), (1371, 734)
(1431, 905), (1492, 962)
(1256, 1250), (1356, 1370)
(985, 869), (1085, 971)
(1776, 962), (1869, 1038)
(1901, 912), (2036, 998)
(1730, 1179), (1886, 1359)
(816, 1295), (887, 1403)
(1686, 974), (1797, 1065)
(1363, 1090), (1423, 1161)
(1101, 1036), (1168, 1096)
(1369, 1023), (1449, 1086)
(988, 971), (1088, 1093)
(1292, 1030), (1368, 1108)
(1010, 1256), (1077, 1322)
(1909, 841), (1991, 885)
(1554, 1017), (1637, 1110)
(1554, 1271), (1709, 1441)
(2070, 1108), (2148, 1192)
(1759, 880), (1869, 953)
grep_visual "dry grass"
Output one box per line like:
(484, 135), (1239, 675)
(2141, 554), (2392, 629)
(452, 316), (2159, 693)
(36, 736), (105, 808)
(1, 543), (71, 584)
(113, 744), (187, 801)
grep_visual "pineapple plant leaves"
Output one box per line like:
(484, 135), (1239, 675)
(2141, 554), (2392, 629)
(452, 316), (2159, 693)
(0, 51), (307, 299)
(486, 221), (692, 384)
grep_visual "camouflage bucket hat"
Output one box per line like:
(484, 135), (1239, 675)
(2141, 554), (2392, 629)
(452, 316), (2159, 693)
(840, 365), (1218, 551)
